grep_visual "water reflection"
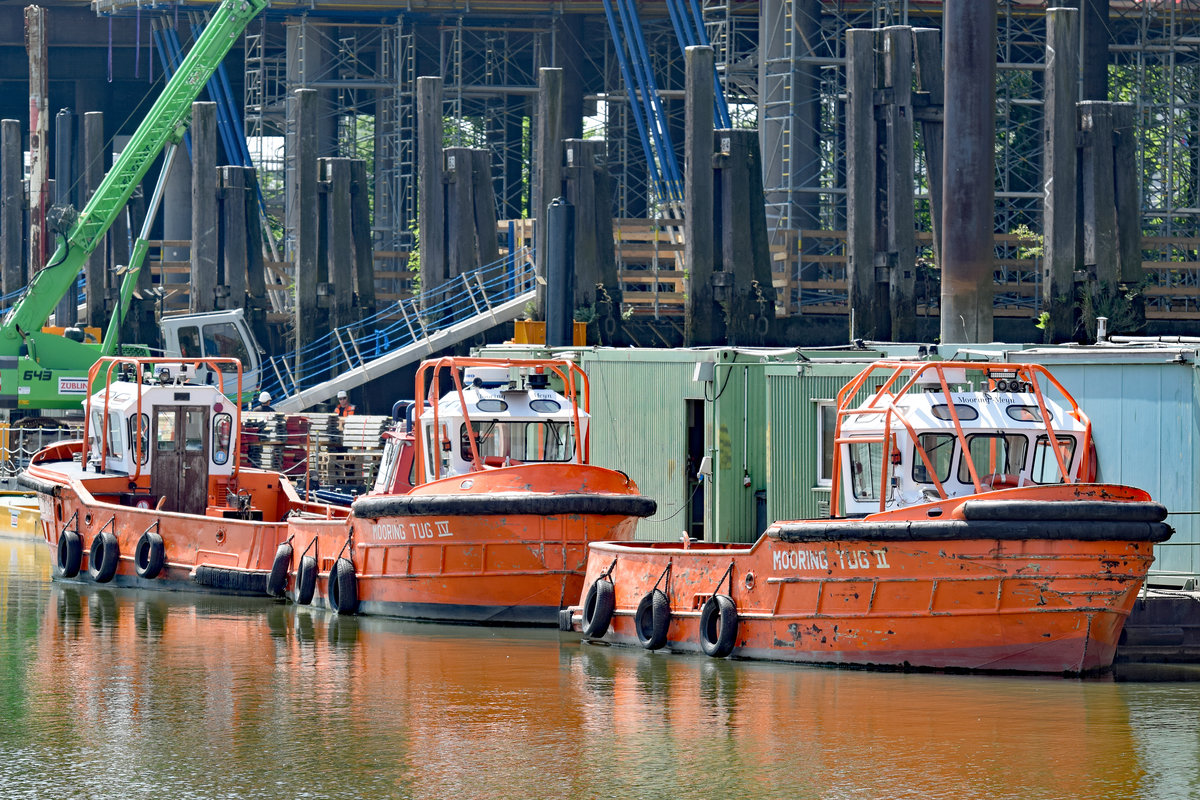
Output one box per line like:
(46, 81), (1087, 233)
(0, 537), (1197, 799)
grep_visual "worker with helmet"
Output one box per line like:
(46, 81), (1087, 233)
(253, 391), (274, 412)
(335, 390), (356, 417)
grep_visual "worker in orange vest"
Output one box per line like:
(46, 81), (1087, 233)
(335, 390), (356, 417)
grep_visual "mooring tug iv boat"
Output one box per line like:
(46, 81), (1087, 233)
(565, 360), (1173, 674)
(21, 356), (347, 594)
(286, 356), (657, 624)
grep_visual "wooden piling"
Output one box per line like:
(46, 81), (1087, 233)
(1042, 8), (1079, 343)
(883, 27), (916, 342)
(445, 147), (479, 284)
(417, 76), (445, 312)
(912, 28), (944, 276)
(716, 129), (774, 344)
(471, 149), (500, 270)
(534, 67), (564, 318)
(845, 28), (880, 340)
(322, 157), (355, 330)
(292, 88), (320, 373)
(1080, 101), (1118, 287)
(563, 139), (598, 309)
(684, 45), (718, 346)
(191, 102), (218, 313)
(26, 6), (47, 275)
(1112, 103), (1141, 287)
(1, 119), (23, 300)
(940, 1), (996, 344)
(350, 158), (376, 320)
(219, 166), (248, 310)
(82, 112), (105, 328)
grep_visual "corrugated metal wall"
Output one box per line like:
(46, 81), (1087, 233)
(580, 350), (706, 541)
(1018, 358), (1200, 581)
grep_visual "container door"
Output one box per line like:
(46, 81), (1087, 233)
(151, 406), (210, 514)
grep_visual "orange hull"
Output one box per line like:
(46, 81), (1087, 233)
(288, 463), (653, 625)
(566, 485), (1172, 674)
(26, 441), (348, 595)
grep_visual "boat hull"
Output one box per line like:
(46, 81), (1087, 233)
(290, 463), (655, 625)
(566, 485), (1171, 674)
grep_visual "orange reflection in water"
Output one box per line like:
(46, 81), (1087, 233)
(6, 564), (1170, 800)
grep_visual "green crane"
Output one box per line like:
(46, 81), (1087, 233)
(0, 0), (267, 411)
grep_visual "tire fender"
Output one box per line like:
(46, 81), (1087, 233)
(295, 555), (317, 605)
(328, 557), (359, 615)
(88, 531), (120, 584)
(581, 578), (615, 638)
(699, 594), (738, 658)
(134, 531), (165, 580)
(266, 542), (293, 598)
(634, 589), (670, 650)
(58, 529), (83, 578)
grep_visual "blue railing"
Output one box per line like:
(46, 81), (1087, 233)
(259, 248), (535, 401)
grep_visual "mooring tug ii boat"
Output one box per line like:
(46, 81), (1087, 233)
(564, 360), (1173, 674)
(21, 357), (347, 594)
(286, 356), (656, 625)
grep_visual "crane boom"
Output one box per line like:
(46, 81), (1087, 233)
(1, 0), (266, 344)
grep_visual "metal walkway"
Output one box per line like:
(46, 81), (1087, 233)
(268, 250), (535, 413)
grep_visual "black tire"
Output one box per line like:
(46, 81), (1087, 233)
(581, 578), (615, 638)
(295, 555), (317, 605)
(634, 589), (671, 650)
(699, 594), (738, 658)
(58, 529), (83, 578)
(328, 557), (359, 615)
(134, 531), (165, 579)
(266, 542), (293, 598)
(88, 531), (120, 583)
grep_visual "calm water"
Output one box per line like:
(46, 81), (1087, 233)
(2, 535), (1199, 800)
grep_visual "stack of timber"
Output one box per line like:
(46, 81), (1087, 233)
(316, 415), (390, 491)
(239, 412), (309, 480)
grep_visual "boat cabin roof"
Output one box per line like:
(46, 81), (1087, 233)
(840, 389), (1086, 437)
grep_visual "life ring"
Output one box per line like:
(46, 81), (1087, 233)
(634, 589), (670, 650)
(266, 542), (293, 598)
(295, 555), (317, 605)
(328, 557), (360, 615)
(580, 578), (615, 638)
(134, 531), (165, 579)
(88, 531), (120, 584)
(982, 473), (1021, 490)
(699, 594), (738, 658)
(58, 529), (83, 578)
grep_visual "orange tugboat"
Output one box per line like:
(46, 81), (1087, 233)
(285, 357), (656, 625)
(564, 360), (1172, 674)
(21, 357), (347, 594)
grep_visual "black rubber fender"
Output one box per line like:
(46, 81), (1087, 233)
(699, 594), (738, 658)
(634, 589), (670, 650)
(134, 531), (165, 580)
(295, 555), (317, 606)
(328, 557), (359, 615)
(88, 531), (120, 583)
(581, 578), (615, 638)
(266, 542), (293, 598)
(58, 529), (83, 578)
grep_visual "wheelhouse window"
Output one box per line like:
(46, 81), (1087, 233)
(957, 434), (1028, 483)
(128, 414), (149, 465)
(931, 404), (979, 421)
(107, 412), (125, 459)
(184, 410), (206, 452)
(816, 401), (836, 487)
(212, 413), (232, 465)
(156, 411), (177, 452)
(1006, 405), (1052, 423)
(913, 433), (955, 484)
(201, 322), (250, 372)
(848, 440), (892, 502)
(1030, 435), (1077, 484)
(461, 420), (577, 463)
